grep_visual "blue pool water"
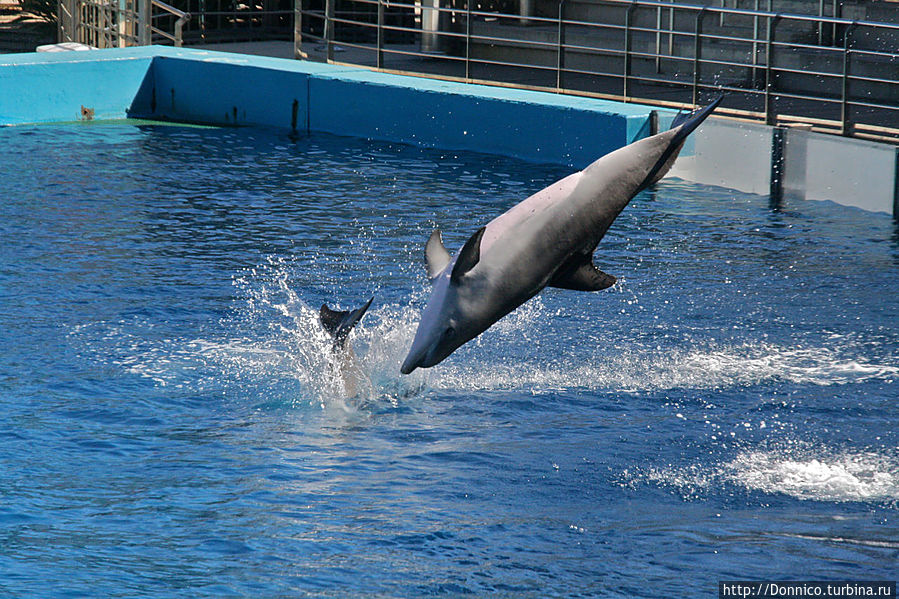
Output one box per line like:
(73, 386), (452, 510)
(1, 123), (898, 597)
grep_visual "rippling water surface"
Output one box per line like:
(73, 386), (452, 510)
(1, 123), (897, 597)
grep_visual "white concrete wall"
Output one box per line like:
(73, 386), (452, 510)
(667, 115), (898, 216)
(667, 118), (773, 197)
(784, 130), (897, 215)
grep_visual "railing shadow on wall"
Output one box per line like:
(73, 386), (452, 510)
(295, 0), (899, 143)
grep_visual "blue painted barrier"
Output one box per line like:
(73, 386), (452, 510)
(0, 49), (155, 124)
(4, 46), (895, 213)
(0, 46), (657, 168)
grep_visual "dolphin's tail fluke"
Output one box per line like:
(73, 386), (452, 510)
(320, 296), (374, 348)
(638, 95), (724, 191)
(669, 94), (724, 143)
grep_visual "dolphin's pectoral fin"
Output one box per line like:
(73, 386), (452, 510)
(549, 254), (616, 291)
(425, 229), (451, 281)
(451, 226), (486, 284)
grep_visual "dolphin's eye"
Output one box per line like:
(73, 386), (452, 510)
(444, 326), (455, 340)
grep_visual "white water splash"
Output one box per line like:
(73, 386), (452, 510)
(207, 258), (430, 408)
(70, 256), (429, 410)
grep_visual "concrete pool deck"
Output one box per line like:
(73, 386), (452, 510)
(1, 45), (897, 216)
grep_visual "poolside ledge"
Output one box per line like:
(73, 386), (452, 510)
(0, 45), (655, 169)
(1, 46), (896, 215)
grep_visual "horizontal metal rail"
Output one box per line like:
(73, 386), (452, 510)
(296, 0), (899, 143)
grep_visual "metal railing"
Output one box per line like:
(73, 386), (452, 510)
(172, 0), (294, 45)
(148, 0), (191, 47)
(59, 0), (190, 48)
(296, 0), (899, 142)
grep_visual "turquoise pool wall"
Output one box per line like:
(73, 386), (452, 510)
(0, 46), (655, 169)
(306, 70), (653, 166)
(5, 46), (895, 214)
(0, 50), (155, 124)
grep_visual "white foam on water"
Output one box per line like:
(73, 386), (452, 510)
(71, 254), (897, 405)
(628, 444), (899, 504)
(781, 534), (899, 549)
(432, 340), (898, 393)
(725, 448), (899, 503)
(77, 310), (897, 402)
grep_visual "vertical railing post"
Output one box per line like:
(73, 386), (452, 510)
(100, 1), (108, 47)
(655, 0), (676, 76)
(58, 0), (65, 42)
(692, 7), (705, 105)
(140, 0), (151, 44)
(769, 125), (785, 208)
(752, 0), (759, 67)
(74, 0), (82, 44)
(655, 3), (661, 73)
(519, 0), (531, 25)
(174, 13), (186, 46)
(69, 0), (77, 41)
(465, 0), (471, 81)
(293, 0), (306, 60)
(623, 1), (636, 100)
(109, 1), (115, 47)
(764, 14), (780, 125)
(199, 0), (205, 40)
(667, 1), (673, 57)
(840, 22), (856, 136)
(61, 0), (73, 42)
(376, 0), (384, 68)
(117, 0), (127, 47)
(556, 0), (565, 90)
(325, 0), (334, 61)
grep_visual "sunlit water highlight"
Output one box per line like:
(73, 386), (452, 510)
(1, 123), (898, 597)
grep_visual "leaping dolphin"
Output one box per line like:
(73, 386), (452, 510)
(400, 98), (723, 374)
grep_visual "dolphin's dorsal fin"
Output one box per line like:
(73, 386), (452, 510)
(320, 296), (374, 347)
(451, 226), (486, 284)
(426, 229), (451, 281)
(549, 254), (616, 291)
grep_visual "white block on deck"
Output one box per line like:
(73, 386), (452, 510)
(37, 42), (96, 52)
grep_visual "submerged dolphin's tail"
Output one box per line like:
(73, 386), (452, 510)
(320, 297), (374, 348)
(639, 95), (724, 191)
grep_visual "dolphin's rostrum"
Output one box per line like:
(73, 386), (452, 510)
(401, 97), (723, 374)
